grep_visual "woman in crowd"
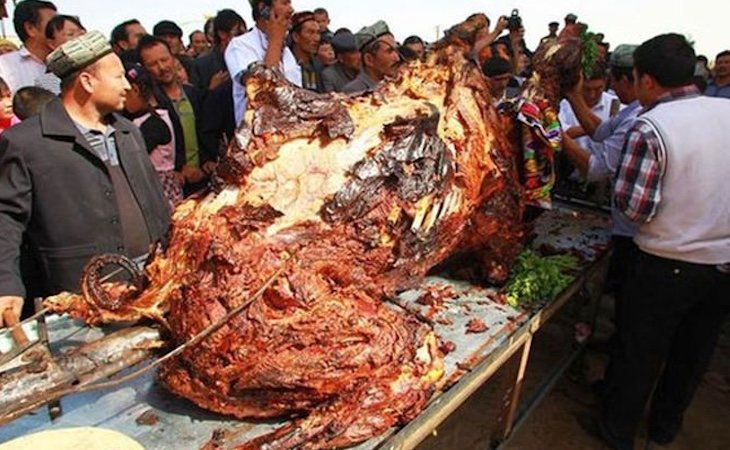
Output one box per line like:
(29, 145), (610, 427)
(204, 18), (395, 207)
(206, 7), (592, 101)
(123, 63), (183, 207)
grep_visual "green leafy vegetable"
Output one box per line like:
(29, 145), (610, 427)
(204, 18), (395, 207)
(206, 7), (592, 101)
(505, 250), (580, 308)
(581, 28), (598, 78)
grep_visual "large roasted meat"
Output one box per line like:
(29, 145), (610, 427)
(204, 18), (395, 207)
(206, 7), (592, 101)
(43, 15), (582, 450)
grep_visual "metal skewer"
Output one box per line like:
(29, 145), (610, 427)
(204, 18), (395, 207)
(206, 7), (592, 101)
(0, 259), (292, 424)
(0, 266), (127, 340)
(69, 262), (289, 395)
(35, 297), (63, 421)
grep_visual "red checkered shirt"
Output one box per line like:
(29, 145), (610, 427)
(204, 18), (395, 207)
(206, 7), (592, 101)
(613, 85), (700, 223)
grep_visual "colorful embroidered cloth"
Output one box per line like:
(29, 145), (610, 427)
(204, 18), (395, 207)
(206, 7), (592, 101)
(514, 97), (562, 208)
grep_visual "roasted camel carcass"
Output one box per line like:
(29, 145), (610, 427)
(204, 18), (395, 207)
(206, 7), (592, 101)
(42, 14), (583, 450)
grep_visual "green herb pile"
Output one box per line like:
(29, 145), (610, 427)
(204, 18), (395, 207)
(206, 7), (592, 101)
(581, 28), (599, 78)
(505, 250), (580, 308)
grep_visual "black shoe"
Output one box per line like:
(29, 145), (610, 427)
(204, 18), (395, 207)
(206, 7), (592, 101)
(591, 379), (607, 398)
(576, 414), (634, 450)
(648, 416), (680, 445)
(647, 433), (675, 446)
(644, 441), (671, 450)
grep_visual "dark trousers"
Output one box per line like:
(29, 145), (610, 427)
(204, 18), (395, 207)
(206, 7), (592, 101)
(606, 235), (638, 299)
(602, 250), (730, 447)
(600, 236), (638, 385)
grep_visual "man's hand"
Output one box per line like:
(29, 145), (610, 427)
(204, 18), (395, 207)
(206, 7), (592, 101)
(565, 72), (585, 101)
(565, 125), (586, 138)
(264, 8), (289, 44)
(563, 72), (602, 137)
(208, 70), (230, 91)
(173, 171), (185, 186)
(181, 165), (206, 184)
(0, 296), (23, 328)
(473, 16), (509, 55)
(201, 161), (218, 176)
(494, 16), (509, 36)
(561, 132), (590, 177)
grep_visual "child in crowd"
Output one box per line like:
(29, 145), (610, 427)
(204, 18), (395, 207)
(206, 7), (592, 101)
(12, 86), (56, 121)
(174, 55), (191, 85)
(123, 63), (183, 207)
(0, 77), (16, 133)
(0, 38), (18, 55)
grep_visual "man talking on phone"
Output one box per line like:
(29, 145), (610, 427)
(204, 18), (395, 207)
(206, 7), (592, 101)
(224, 0), (301, 125)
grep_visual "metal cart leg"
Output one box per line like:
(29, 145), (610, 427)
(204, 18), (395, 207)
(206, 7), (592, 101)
(502, 335), (533, 439)
(491, 335), (533, 447)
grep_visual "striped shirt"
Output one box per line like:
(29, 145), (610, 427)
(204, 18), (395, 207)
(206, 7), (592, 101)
(34, 72), (61, 95)
(74, 122), (120, 166)
(613, 85), (700, 223)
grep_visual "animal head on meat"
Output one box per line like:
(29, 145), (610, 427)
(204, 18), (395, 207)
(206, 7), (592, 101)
(528, 22), (588, 106)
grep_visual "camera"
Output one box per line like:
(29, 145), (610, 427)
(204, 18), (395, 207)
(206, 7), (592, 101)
(507, 9), (522, 31)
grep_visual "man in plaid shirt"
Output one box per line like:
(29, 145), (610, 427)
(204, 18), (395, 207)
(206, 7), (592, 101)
(612, 84), (696, 224)
(596, 34), (730, 450)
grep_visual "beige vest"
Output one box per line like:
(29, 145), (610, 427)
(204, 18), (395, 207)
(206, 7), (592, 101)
(634, 96), (730, 264)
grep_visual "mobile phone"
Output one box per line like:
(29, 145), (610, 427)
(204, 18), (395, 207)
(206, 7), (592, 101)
(260, 5), (271, 20)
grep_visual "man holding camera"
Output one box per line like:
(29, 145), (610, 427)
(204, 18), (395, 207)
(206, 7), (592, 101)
(224, 0), (301, 125)
(493, 11), (532, 74)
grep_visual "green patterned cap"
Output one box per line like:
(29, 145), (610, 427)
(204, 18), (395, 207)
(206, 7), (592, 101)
(46, 31), (113, 80)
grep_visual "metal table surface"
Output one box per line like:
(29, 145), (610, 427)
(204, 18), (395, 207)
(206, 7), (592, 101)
(0, 205), (611, 449)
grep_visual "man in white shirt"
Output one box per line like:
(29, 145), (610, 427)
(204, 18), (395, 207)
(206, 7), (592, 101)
(34, 14), (87, 95)
(224, 0), (301, 126)
(0, 0), (57, 92)
(559, 61), (621, 156)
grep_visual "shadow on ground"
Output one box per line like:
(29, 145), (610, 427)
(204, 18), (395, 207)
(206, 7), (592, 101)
(415, 301), (730, 450)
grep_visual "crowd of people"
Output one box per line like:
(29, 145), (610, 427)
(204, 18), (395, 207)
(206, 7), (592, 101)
(0, 1), (728, 450)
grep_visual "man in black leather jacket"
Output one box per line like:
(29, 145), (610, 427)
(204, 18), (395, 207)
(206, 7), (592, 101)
(0, 31), (171, 326)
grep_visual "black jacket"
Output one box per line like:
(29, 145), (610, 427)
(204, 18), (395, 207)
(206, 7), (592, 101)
(192, 49), (227, 91)
(193, 50), (236, 159)
(155, 83), (218, 171)
(199, 79), (236, 158)
(0, 99), (171, 297)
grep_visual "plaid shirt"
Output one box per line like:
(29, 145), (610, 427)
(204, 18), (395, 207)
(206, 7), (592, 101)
(613, 86), (700, 223)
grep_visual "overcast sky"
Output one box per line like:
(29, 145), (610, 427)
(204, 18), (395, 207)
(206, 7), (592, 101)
(2, 0), (727, 62)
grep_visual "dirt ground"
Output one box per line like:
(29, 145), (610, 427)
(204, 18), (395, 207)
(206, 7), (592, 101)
(415, 300), (730, 450)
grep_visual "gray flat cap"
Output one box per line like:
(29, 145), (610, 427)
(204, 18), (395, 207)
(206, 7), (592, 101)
(331, 31), (358, 53)
(355, 20), (391, 51)
(610, 44), (638, 69)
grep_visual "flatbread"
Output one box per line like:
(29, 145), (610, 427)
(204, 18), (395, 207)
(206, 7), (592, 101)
(0, 427), (144, 450)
